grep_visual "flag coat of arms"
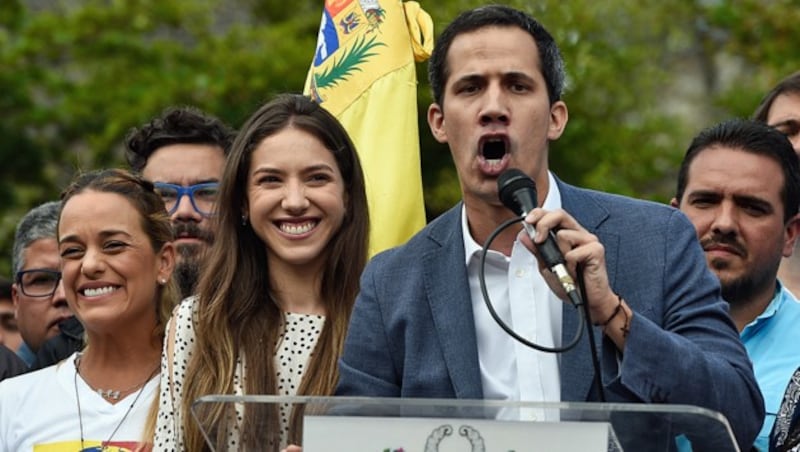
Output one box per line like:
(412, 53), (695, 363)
(305, 0), (433, 256)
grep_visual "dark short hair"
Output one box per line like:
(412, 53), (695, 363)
(675, 118), (800, 222)
(125, 106), (236, 173)
(428, 4), (565, 107)
(753, 71), (800, 122)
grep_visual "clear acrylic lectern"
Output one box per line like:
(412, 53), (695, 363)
(191, 395), (739, 451)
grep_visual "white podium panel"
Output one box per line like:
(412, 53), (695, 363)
(191, 395), (738, 452)
(304, 416), (611, 451)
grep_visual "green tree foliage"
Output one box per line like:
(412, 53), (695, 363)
(421, 0), (800, 213)
(0, 0), (319, 274)
(1, 0), (798, 274)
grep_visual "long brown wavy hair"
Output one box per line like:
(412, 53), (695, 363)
(180, 94), (369, 450)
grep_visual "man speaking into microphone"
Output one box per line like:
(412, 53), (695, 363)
(337, 5), (763, 450)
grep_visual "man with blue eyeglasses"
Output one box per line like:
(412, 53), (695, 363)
(126, 106), (235, 299)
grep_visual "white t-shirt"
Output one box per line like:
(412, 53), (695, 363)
(0, 352), (158, 452)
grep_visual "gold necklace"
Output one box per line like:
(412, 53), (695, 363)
(73, 354), (159, 451)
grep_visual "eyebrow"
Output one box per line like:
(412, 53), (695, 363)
(59, 229), (133, 245)
(686, 190), (774, 210)
(453, 73), (485, 85)
(453, 71), (536, 85)
(732, 194), (774, 212)
(504, 71), (536, 83)
(686, 190), (721, 201)
(154, 178), (219, 185)
(770, 118), (800, 129)
(252, 164), (336, 175)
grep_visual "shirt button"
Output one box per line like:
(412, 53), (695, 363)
(515, 268), (526, 278)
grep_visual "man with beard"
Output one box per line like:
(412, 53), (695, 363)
(671, 118), (800, 451)
(126, 106), (235, 299)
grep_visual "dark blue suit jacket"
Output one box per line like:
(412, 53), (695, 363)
(337, 179), (763, 450)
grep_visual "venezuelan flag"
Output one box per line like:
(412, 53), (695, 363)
(304, 0), (433, 257)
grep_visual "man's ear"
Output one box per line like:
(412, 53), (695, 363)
(11, 284), (20, 310)
(669, 197), (679, 208)
(783, 213), (800, 257)
(427, 103), (448, 144)
(546, 100), (569, 141)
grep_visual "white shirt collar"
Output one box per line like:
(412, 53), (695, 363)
(462, 171), (562, 265)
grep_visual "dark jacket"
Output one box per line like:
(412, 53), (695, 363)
(30, 315), (83, 370)
(0, 344), (26, 381)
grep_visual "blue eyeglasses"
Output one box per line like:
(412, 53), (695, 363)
(153, 182), (220, 217)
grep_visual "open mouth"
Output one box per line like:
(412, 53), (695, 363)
(482, 139), (507, 161)
(478, 137), (510, 175)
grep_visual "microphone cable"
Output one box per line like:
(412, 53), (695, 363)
(576, 261), (606, 402)
(479, 215), (606, 401)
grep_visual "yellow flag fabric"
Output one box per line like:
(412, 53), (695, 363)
(304, 0), (433, 257)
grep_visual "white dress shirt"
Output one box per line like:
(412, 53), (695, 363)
(463, 171), (563, 419)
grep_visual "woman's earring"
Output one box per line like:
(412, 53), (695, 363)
(241, 215), (248, 226)
(159, 278), (167, 285)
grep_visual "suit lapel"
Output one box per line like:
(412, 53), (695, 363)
(423, 206), (483, 399)
(558, 181), (619, 401)
(422, 185), (623, 402)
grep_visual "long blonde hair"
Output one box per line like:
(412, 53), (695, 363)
(181, 94), (369, 450)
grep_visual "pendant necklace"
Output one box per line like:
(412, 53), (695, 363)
(73, 354), (159, 451)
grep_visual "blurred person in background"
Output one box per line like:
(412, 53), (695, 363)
(671, 119), (800, 451)
(754, 71), (800, 298)
(126, 106), (235, 300)
(0, 276), (22, 353)
(0, 277), (26, 381)
(10, 201), (73, 367)
(754, 71), (800, 452)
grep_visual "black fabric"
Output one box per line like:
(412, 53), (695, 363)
(29, 315), (84, 370)
(0, 344), (27, 381)
(771, 366), (800, 452)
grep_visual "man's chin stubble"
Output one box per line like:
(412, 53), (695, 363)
(175, 260), (201, 300)
(175, 245), (208, 299)
(176, 243), (204, 259)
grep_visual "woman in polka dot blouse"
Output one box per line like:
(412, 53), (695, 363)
(153, 94), (370, 451)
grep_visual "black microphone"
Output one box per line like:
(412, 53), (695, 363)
(497, 169), (580, 304)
